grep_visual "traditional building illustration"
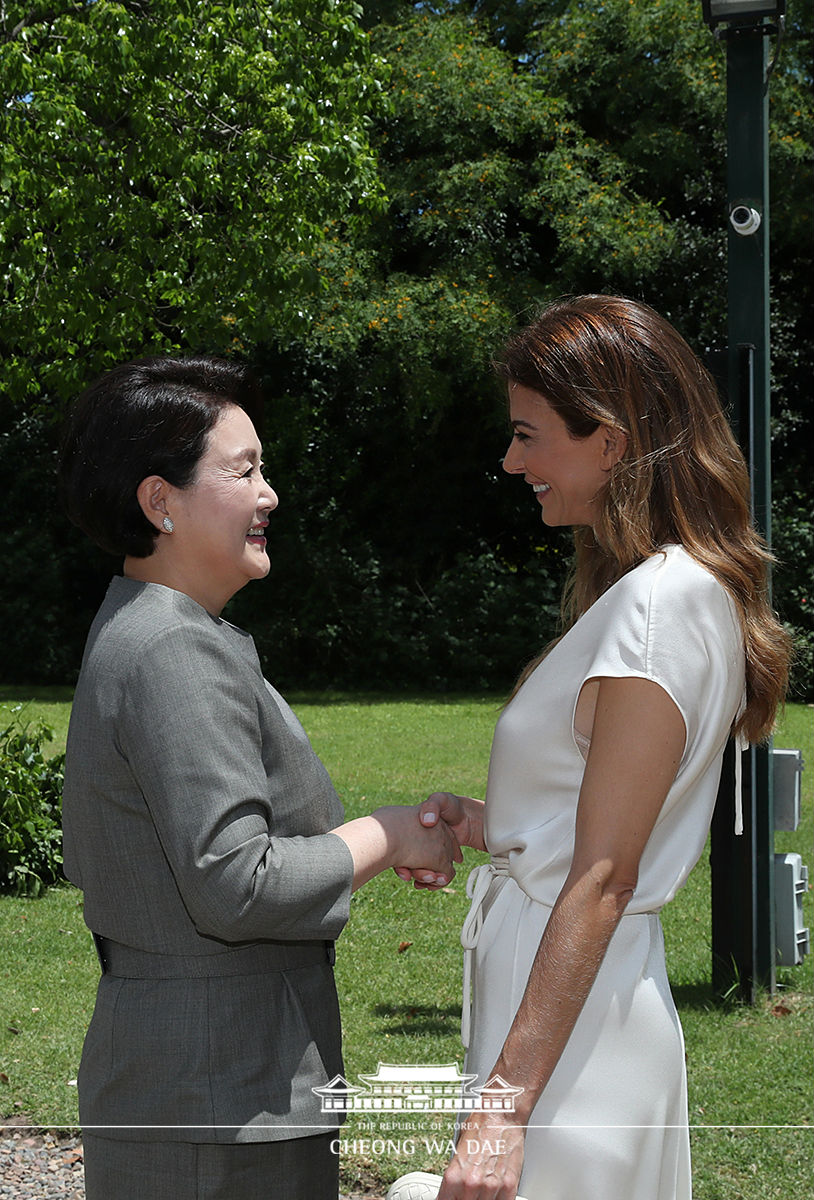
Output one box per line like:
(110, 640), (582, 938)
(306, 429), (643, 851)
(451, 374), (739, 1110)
(313, 1063), (523, 1113)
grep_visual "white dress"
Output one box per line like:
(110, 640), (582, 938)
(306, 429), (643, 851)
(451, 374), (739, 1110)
(461, 546), (745, 1199)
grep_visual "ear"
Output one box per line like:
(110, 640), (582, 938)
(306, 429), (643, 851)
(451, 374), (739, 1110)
(135, 475), (172, 532)
(600, 426), (628, 470)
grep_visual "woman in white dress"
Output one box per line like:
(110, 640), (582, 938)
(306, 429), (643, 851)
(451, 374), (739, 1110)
(409, 296), (791, 1199)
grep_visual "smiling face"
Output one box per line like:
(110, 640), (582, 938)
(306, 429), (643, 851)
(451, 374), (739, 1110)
(170, 404), (278, 612)
(502, 383), (626, 529)
(129, 404), (279, 615)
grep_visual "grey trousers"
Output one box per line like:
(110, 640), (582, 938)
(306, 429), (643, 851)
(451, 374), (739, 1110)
(82, 1131), (339, 1200)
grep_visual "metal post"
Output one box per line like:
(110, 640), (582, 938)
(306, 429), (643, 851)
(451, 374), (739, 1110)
(709, 20), (776, 1001)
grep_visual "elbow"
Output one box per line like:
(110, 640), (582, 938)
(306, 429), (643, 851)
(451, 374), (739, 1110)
(570, 860), (638, 919)
(602, 874), (637, 917)
(601, 864), (638, 918)
(184, 896), (287, 943)
(181, 880), (289, 942)
(183, 890), (249, 943)
(177, 865), (272, 942)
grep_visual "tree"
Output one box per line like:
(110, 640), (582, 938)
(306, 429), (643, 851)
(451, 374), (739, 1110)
(0, 0), (385, 410)
(1, 0), (810, 694)
(0, 0), (387, 684)
(229, 9), (689, 689)
(521, 0), (813, 693)
(240, 1), (811, 694)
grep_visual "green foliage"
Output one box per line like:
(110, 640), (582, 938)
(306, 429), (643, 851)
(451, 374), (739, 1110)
(237, 2), (809, 697)
(772, 493), (814, 702)
(374, 10), (680, 296)
(0, 0), (385, 409)
(0, 709), (65, 897)
(238, 542), (565, 693)
(0, 0), (810, 698)
(0, 410), (111, 684)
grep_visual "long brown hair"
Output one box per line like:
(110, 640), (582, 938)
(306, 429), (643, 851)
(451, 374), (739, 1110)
(497, 295), (790, 743)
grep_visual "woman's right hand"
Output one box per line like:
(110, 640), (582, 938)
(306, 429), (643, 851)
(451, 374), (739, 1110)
(375, 803), (463, 885)
(332, 804), (462, 892)
(393, 792), (486, 886)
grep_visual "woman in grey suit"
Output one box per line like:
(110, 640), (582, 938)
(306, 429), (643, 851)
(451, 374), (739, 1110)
(58, 355), (460, 1200)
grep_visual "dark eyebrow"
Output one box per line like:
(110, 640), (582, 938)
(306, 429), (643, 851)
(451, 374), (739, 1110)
(511, 419), (537, 431)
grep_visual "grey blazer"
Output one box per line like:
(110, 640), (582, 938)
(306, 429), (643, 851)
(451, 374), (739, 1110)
(62, 577), (355, 1143)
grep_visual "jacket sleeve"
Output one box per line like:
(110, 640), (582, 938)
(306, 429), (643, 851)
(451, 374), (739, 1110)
(118, 620), (354, 942)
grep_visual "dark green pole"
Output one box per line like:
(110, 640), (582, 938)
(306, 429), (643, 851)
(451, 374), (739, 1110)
(710, 19), (776, 1001)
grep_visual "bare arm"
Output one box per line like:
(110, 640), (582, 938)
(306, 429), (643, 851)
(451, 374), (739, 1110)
(333, 805), (463, 892)
(437, 676), (686, 1199)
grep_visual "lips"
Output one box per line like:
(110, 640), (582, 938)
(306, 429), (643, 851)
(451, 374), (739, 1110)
(246, 523), (268, 544)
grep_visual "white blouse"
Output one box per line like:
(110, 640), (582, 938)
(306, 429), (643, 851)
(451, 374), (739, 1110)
(483, 545), (746, 914)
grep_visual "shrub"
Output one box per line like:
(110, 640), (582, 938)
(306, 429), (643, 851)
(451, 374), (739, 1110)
(0, 708), (65, 896)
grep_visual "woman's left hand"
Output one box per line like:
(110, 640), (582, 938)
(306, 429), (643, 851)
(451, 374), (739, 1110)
(436, 1110), (525, 1200)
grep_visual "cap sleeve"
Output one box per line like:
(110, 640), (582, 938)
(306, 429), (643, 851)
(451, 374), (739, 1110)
(581, 550), (743, 759)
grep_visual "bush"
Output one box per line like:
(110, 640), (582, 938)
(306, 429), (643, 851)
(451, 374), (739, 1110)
(772, 493), (813, 702)
(0, 412), (112, 685)
(236, 539), (567, 693)
(0, 709), (65, 896)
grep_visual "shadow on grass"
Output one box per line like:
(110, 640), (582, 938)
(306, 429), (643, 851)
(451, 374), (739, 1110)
(372, 987), (752, 1034)
(372, 987), (740, 1036)
(672, 977), (747, 1012)
(371, 1003), (461, 1037)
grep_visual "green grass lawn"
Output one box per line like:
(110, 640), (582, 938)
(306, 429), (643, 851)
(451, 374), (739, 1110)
(1, 689), (811, 1196)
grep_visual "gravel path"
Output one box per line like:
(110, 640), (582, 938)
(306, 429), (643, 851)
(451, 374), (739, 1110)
(0, 1126), (84, 1199)
(0, 1121), (382, 1198)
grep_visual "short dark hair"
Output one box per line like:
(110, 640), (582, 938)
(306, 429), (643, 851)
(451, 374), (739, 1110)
(58, 355), (262, 558)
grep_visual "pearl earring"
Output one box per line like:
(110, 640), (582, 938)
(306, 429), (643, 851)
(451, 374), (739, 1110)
(162, 516), (175, 533)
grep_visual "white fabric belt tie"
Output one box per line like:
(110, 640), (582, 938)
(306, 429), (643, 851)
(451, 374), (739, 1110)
(734, 688), (748, 836)
(460, 854), (510, 1050)
(734, 733), (747, 836)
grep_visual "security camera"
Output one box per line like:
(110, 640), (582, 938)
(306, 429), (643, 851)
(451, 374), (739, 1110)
(729, 205), (762, 236)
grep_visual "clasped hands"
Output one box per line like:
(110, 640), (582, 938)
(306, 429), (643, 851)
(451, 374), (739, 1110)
(393, 791), (484, 890)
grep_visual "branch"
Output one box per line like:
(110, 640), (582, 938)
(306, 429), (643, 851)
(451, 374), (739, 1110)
(2, 3), (86, 46)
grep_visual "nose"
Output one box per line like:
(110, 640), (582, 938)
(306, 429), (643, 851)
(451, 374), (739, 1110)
(260, 475), (279, 512)
(502, 436), (525, 476)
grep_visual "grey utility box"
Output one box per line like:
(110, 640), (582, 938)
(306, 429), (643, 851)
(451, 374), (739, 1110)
(774, 852), (810, 966)
(773, 747), (804, 831)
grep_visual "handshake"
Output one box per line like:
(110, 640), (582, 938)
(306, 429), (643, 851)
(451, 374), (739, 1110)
(388, 791), (486, 891)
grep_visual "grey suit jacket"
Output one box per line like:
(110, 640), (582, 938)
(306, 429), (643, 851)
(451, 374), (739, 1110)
(62, 577), (355, 1142)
